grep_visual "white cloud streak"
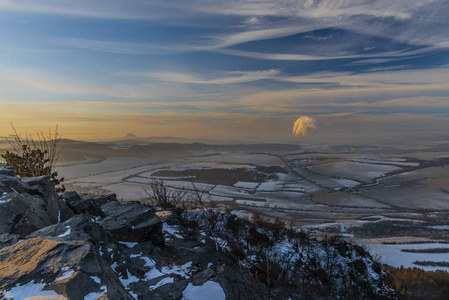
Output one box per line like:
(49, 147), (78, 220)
(142, 70), (280, 84)
(59, 38), (190, 55)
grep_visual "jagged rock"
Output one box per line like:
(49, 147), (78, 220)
(100, 201), (164, 245)
(27, 214), (110, 247)
(191, 268), (217, 285)
(62, 190), (81, 202)
(0, 192), (56, 237)
(0, 175), (29, 194)
(58, 198), (76, 223)
(153, 276), (188, 299)
(49, 271), (102, 300)
(22, 176), (61, 224)
(0, 220), (133, 299)
(0, 165), (14, 177)
(66, 192), (117, 217)
(0, 237), (93, 290)
(129, 281), (163, 299)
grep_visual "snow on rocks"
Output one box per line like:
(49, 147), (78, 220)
(182, 281), (226, 300)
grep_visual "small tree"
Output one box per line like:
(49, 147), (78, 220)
(1, 125), (65, 192)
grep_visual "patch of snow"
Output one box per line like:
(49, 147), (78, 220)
(234, 181), (259, 189)
(84, 289), (106, 300)
(57, 226), (71, 237)
(119, 242), (138, 248)
(119, 270), (140, 289)
(3, 282), (67, 300)
(130, 290), (139, 299)
(182, 281), (225, 300)
(357, 241), (449, 272)
(163, 223), (184, 239)
(144, 261), (194, 281)
(150, 277), (174, 289)
(335, 178), (360, 188)
(58, 269), (74, 280)
(215, 237), (231, 251)
(145, 267), (164, 279)
(211, 185), (248, 197)
(141, 257), (167, 279)
(257, 181), (281, 192)
(351, 158), (419, 167)
(92, 215), (101, 222)
(130, 254), (141, 258)
(235, 199), (267, 207)
(141, 256), (156, 268)
(428, 225), (449, 230)
(0, 196), (12, 204)
(91, 276), (101, 284)
(57, 210), (61, 224)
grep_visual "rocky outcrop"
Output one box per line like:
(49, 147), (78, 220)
(0, 169), (171, 299)
(0, 166), (395, 299)
(0, 174), (71, 238)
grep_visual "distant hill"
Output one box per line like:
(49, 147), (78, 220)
(124, 133), (139, 139)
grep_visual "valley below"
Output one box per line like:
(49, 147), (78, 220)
(55, 138), (449, 272)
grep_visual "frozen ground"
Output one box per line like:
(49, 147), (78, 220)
(308, 161), (401, 183)
(57, 141), (449, 271)
(353, 239), (449, 272)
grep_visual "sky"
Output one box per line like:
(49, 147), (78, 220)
(0, 0), (448, 144)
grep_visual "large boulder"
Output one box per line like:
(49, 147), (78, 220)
(22, 176), (62, 224)
(100, 201), (164, 245)
(0, 192), (56, 237)
(65, 192), (117, 217)
(0, 217), (134, 300)
(0, 237), (134, 300)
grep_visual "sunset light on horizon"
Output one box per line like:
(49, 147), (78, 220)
(1, 1), (448, 144)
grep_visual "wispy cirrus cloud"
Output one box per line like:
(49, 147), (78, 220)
(59, 38), (191, 55)
(141, 70), (280, 84)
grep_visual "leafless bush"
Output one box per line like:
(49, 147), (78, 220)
(1, 124), (65, 191)
(144, 179), (190, 209)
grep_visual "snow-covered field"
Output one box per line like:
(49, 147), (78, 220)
(57, 145), (449, 271)
(354, 239), (449, 272)
(308, 161), (401, 183)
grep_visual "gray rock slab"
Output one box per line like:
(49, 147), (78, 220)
(67, 192), (117, 216)
(0, 193), (55, 237)
(100, 201), (164, 245)
(0, 175), (29, 194)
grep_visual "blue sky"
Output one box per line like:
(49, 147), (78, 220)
(0, 0), (448, 144)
